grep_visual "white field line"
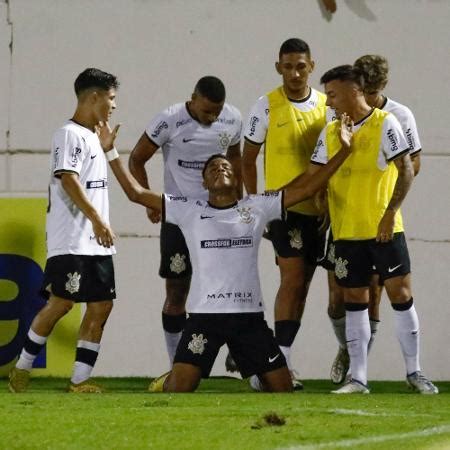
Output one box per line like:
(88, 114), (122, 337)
(279, 424), (450, 450)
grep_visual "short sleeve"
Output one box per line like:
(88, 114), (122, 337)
(145, 109), (172, 147)
(163, 194), (191, 226)
(243, 96), (269, 145)
(252, 191), (283, 223)
(310, 128), (328, 165)
(381, 114), (410, 162)
(52, 129), (87, 176)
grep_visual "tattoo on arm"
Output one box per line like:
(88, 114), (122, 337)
(387, 156), (414, 212)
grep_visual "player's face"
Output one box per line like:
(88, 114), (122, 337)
(189, 93), (224, 126)
(324, 80), (353, 117)
(93, 88), (117, 123)
(203, 158), (236, 191)
(276, 52), (314, 97)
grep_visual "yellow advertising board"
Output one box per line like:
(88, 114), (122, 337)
(0, 198), (80, 376)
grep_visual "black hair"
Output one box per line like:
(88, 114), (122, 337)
(74, 68), (119, 97)
(194, 76), (226, 103)
(279, 38), (311, 58)
(320, 64), (364, 88)
(202, 154), (232, 178)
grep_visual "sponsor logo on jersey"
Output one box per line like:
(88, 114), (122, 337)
(178, 159), (204, 170)
(86, 179), (107, 189)
(54, 147), (60, 169)
(200, 237), (253, 249)
(167, 195), (187, 202)
(71, 146), (82, 167)
(262, 191), (279, 197)
(182, 137), (195, 143)
(405, 128), (415, 150)
(151, 120), (168, 138)
(248, 116), (259, 137)
(216, 117), (236, 125)
(206, 291), (253, 302)
(176, 118), (192, 128)
(386, 128), (399, 152)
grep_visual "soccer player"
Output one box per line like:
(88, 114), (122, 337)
(328, 55), (423, 385)
(242, 38), (332, 388)
(129, 76), (242, 367)
(310, 65), (437, 394)
(8, 68), (120, 393)
(101, 117), (353, 392)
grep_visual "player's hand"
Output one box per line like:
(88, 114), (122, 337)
(146, 207), (161, 224)
(339, 113), (354, 150)
(96, 121), (121, 152)
(92, 219), (116, 248)
(376, 210), (395, 243)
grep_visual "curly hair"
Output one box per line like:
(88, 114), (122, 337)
(353, 55), (389, 93)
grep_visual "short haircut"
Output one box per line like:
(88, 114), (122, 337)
(194, 76), (226, 103)
(202, 153), (232, 178)
(279, 38), (311, 58)
(320, 64), (364, 88)
(74, 68), (119, 97)
(354, 55), (389, 93)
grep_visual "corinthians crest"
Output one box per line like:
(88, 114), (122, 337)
(188, 333), (208, 355)
(237, 207), (253, 224)
(65, 272), (81, 294)
(288, 229), (303, 250)
(170, 253), (186, 274)
(335, 257), (349, 279)
(218, 132), (231, 150)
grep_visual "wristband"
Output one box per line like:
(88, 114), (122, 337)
(106, 148), (119, 162)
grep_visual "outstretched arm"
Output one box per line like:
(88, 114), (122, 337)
(242, 139), (262, 195)
(283, 114), (353, 209)
(97, 122), (163, 212)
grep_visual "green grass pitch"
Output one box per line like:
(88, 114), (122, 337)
(1, 377), (449, 449)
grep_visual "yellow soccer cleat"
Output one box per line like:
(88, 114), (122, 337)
(68, 379), (104, 393)
(8, 367), (31, 393)
(148, 372), (171, 392)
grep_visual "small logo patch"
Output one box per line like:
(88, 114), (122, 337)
(188, 333), (208, 355)
(170, 253), (186, 274)
(288, 229), (303, 250)
(335, 257), (349, 279)
(65, 272), (81, 294)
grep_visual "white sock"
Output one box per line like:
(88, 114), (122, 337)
(346, 309), (370, 386)
(394, 305), (420, 375)
(16, 329), (47, 371)
(367, 319), (380, 353)
(279, 345), (292, 371)
(164, 331), (182, 367)
(330, 316), (347, 348)
(71, 340), (100, 384)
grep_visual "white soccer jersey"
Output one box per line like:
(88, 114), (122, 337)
(164, 192), (283, 313)
(382, 97), (421, 156)
(244, 88), (335, 144)
(46, 120), (115, 258)
(311, 112), (409, 168)
(145, 103), (242, 199)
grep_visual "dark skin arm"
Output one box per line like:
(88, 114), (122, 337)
(226, 141), (243, 198)
(128, 132), (161, 222)
(242, 139), (262, 195)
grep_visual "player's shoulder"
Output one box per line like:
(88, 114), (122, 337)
(384, 97), (415, 122)
(53, 120), (90, 143)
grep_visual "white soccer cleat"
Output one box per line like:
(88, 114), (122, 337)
(290, 370), (304, 391)
(406, 371), (439, 394)
(331, 379), (370, 394)
(249, 375), (263, 392)
(330, 346), (350, 385)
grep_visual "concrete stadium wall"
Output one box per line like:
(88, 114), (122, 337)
(1, 0), (449, 380)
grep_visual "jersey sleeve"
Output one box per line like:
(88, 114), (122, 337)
(310, 128), (328, 165)
(52, 129), (87, 176)
(252, 191), (284, 223)
(401, 107), (422, 155)
(381, 114), (410, 162)
(144, 109), (172, 147)
(243, 96), (269, 145)
(163, 194), (192, 226)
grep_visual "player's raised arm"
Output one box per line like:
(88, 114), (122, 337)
(97, 122), (163, 212)
(283, 114), (353, 209)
